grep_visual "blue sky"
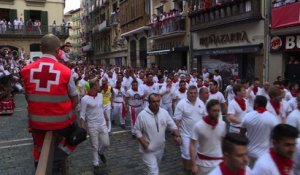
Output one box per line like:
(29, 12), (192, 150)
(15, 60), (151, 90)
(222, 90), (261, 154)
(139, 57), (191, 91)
(64, 0), (80, 14)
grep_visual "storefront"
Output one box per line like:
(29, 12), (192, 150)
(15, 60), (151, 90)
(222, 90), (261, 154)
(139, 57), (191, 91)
(192, 21), (264, 88)
(270, 34), (300, 83)
(147, 37), (189, 70)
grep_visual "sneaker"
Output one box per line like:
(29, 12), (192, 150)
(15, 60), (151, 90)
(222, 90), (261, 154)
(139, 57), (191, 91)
(98, 153), (107, 164)
(120, 124), (126, 129)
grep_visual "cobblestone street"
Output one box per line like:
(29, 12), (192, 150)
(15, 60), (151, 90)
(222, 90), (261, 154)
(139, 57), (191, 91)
(0, 95), (183, 175)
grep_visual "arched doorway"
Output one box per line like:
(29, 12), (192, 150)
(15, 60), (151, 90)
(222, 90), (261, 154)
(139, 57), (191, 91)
(130, 40), (137, 68)
(139, 37), (147, 68)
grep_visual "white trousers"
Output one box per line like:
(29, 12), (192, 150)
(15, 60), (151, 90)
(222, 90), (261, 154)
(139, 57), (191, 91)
(128, 105), (143, 134)
(197, 165), (215, 175)
(142, 149), (164, 175)
(112, 102), (125, 125)
(88, 125), (110, 166)
(104, 105), (112, 132)
(161, 103), (173, 117)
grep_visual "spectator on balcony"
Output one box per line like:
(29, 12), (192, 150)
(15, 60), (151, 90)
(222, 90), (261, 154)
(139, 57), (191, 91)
(52, 20), (57, 35)
(37, 20), (41, 34)
(7, 21), (12, 32)
(13, 18), (19, 31)
(19, 18), (24, 31)
(26, 19), (33, 32)
(0, 19), (4, 34)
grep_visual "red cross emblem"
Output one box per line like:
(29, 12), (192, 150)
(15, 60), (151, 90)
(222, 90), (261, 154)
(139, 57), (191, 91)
(30, 62), (60, 92)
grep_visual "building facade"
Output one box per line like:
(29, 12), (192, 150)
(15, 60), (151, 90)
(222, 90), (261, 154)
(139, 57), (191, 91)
(0, 0), (68, 60)
(65, 8), (82, 60)
(189, 0), (265, 87)
(269, 1), (300, 83)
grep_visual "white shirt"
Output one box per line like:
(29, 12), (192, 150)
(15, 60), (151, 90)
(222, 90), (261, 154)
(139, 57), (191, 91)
(135, 107), (177, 153)
(213, 75), (222, 89)
(136, 78), (144, 86)
(172, 89), (187, 106)
(227, 98), (251, 131)
(247, 90), (257, 110)
(203, 72), (209, 80)
(174, 98), (206, 137)
(125, 88), (144, 107)
(252, 151), (294, 175)
(156, 82), (166, 91)
(160, 85), (175, 104)
(288, 97), (298, 111)
(241, 110), (279, 158)
(286, 109), (300, 134)
(294, 138), (300, 175)
(257, 88), (270, 100)
(191, 118), (226, 167)
(284, 89), (293, 102)
(141, 83), (159, 100)
(80, 93), (106, 127)
(225, 85), (235, 102)
(209, 91), (226, 104)
(112, 87), (125, 103)
(122, 76), (133, 91)
(266, 100), (292, 123)
(209, 165), (252, 175)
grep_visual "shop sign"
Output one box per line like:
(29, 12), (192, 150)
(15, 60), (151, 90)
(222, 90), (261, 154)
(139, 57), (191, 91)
(285, 35), (300, 50)
(270, 36), (283, 52)
(271, 35), (300, 52)
(200, 31), (250, 47)
(152, 40), (184, 51)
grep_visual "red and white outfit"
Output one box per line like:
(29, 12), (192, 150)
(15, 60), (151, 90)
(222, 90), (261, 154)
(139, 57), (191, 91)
(159, 84), (175, 117)
(241, 108), (279, 167)
(112, 87), (126, 125)
(174, 98), (206, 160)
(227, 98), (251, 133)
(208, 162), (252, 175)
(252, 148), (294, 175)
(125, 88), (144, 135)
(80, 93), (110, 166)
(266, 100), (292, 123)
(172, 89), (187, 107)
(191, 116), (226, 174)
(257, 88), (270, 101)
(208, 91), (226, 104)
(141, 82), (159, 107)
(288, 97), (298, 111)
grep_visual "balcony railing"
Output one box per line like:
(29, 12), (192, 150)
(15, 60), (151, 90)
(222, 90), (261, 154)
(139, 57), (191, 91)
(0, 25), (69, 37)
(189, 0), (261, 31)
(149, 15), (186, 38)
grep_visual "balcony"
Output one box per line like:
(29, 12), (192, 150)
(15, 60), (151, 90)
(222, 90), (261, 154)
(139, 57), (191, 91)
(93, 20), (110, 33)
(189, 0), (261, 32)
(0, 25), (69, 38)
(149, 15), (186, 40)
(271, 1), (300, 29)
(82, 43), (92, 52)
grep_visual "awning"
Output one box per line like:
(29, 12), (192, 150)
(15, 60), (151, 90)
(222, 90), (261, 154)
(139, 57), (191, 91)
(193, 44), (263, 56)
(271, 2), (300, 29)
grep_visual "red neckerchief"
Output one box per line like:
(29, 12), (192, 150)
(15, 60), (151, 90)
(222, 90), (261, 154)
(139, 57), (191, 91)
(219, 161), (246, 175)
(291, 91), (298, 97)
(297, 104), (300, 110)
(269, 148), (294, 175)
(270, 100), (280, 115)
(210, 90), (218, 94)
(203, 115), (218, 129)
(253, 87), (258, 95)
(186, 80), (190, 84)
(115, 86), (121, 90)
(255, 107), (267, 113)
(132, 87), (138, 92)
(172, 79), (177, 84)
(235, 97), (246, 111)
(144, 81), (154, 86)
(101, 84), (108, 92)
(197, 84), (203, 88)
(87, 92), (97, 98)
(108, 75), (112, 78)
(179, 88), (186, 93)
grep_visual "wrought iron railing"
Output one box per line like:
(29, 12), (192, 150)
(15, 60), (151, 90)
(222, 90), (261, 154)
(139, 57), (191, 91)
(0, 25), (69, 36)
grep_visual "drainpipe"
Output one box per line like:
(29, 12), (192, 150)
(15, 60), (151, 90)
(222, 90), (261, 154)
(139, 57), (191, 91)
(264, 0), (271, 82)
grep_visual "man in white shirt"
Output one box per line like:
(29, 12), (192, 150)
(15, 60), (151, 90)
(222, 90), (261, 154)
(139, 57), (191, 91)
(246, 78), (261, 109)
(213, 70), (222, 91)
(227, 84), (251, 133)
(208, 133), (252, 175)
(224, 79), (235, 103)
(156, 75), (166, 91)
(286, 104), (300, 134)
(141, 73), (159, 107)
(241, 95), (279, 168)
(111, 80), (127, 129)
(257, 82), (270, 100)
(252, 124), (298, 175)
(174, 85), (206, 174)
(125, 80), (145, 137)
(159, 77), (175, 117)
(199, 87), (209, 105)
(190, 99), (227, 175)
(122, 71), (133, 92)
(172, 80), (187, 110)
(202, 68), (209, 81)
(135, 93), (181, 175)
(208, 80), (227, 115)
(266, 86), (292, 123)
(80, 80), (110, 172)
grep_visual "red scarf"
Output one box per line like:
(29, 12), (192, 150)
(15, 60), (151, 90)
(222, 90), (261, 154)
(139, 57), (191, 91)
(269, 148), (294, 175)
(203, 115), (218, 129)
(210, 90), (218, 94)
(253, 86), (258, 95)
(291, 91), (298, 97)
(172, 79), (177, 84)
(235, 98), (246, 111)
(197, 84), (203, 88)
(297, 104), (300, 110)
(115, 86), (121, 90)
(179, 88), (186, 93)
(144, 81), (154, 87)
(270, 100), (280, 115)
(87, 92), (97, 98)
(186, 80), (190, 84)
(255, 107), (267, 113)
(219, 161), (245, 175)
(101, 84), (108, 92)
